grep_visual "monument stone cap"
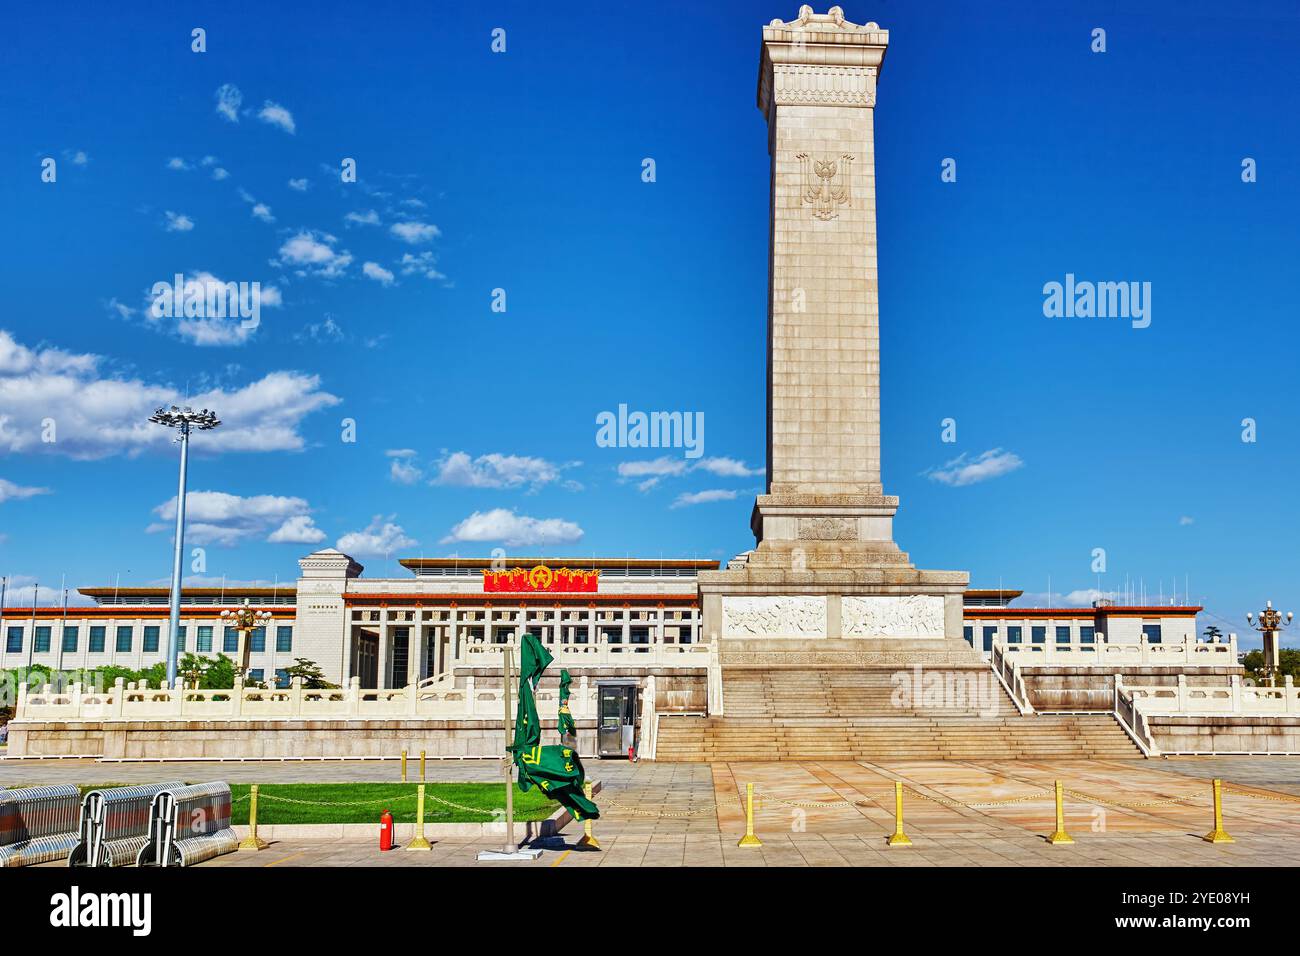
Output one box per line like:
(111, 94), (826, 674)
(758, 7), (889, 116)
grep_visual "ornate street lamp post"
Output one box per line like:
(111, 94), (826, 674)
(1246, 601), (1293, 687)
(149, 405), (220, 689)
(221, 598), (272, 681)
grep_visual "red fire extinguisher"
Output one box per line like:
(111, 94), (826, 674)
(379, 809), (394, 851)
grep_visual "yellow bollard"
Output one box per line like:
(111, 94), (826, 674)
(238, 784), (268, 851)
(887, 781), (912, 846)
(1203, 778), (1234, 844)
(577, 781), (600, 849)
(405, 784), (432, 851)
(1048, 779), (1074, 845)
(420, 749), (426, 782)
(737, 782), (762, 847)
(401, 749), (408, 782)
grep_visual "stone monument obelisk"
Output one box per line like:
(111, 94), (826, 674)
(699, 6), (971, 658)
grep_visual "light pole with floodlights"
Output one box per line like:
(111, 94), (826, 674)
(150, 405), (220, 688)
(1246, 601), (1294, 687)
(221, 598), (273, 682)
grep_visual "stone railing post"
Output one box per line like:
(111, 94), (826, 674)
(1175, 673), (1187, 711)
(233, 676), (244, 717)
(1230, 674), (1241, 712)
(464, 675), (476, 718)
(173, 678), (185, 718)
(349, 676), (361, 716)
(16, 681), (27, 718)
(579, 673), (590, 718)
(111, 677), (125, 718)
(291, 676), (303, 716)
(408, 679), (419, 715)
(1285, 675), (1295, 714)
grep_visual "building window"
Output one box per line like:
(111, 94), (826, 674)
(1080, 626), (1095, 644)
(276, 626), (293, 652)
(144, 626), (160, 653)
(223, 627), (239, 653)
(176, 625), (187, 651)
(1031, 626), (1046, 644)
(249, 669), (265, 683)
(63, 626), (79, 653)
(1142, 624), (1162, 644)
(116, 626), (132, 653)
(963, 625), (973, 647)
(1006, 626), (1022, 644)
(197, 626), (213, 652)
(89, 626), (106, 653)
(5, 627), (22, 653)
(275, 668), (290, 688)
(982, 626), (997, 653)
(1056, 625), (1071, 644)
(251, 627), (266, 653)
(35, 626), (51, 653)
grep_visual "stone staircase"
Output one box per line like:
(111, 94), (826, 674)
(655, 665), (1141, 762)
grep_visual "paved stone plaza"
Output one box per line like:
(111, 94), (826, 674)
(5, 756), (1299, 867)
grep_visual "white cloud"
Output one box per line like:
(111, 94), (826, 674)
(268, 514), (326, 544)
(295, 316), (345, 343)
(63, 149), (89, 166)
(0, 478), (51, 503)
(215, 83), (242, 122)
(251, 203), (275, 223)
(0, 575), (96, 607)
(440, 508), (583, 547)
(344, 210), (380, 226)
(278, 231), (352, 278)
(257, 100), (296, 134)
(399, 251), (445, 280)
(163, 210), (194, 232)
(670, 488), (738, 508)
(0, 329), (340, 459)
(695, 457), (763, 477)
(143, 271), (283, 346)
(1179, 515), (1195, 526)
(1019, 589), (1116, 609)
(149, 491), (322, 546)
(617, 456), (689, 491)
(924, 448), (1024, 487)
(211, 167), (229, 181)
(387, 448), (422, 484)
(337, 515), (417, 557)
(430, 451), (568, 491)
(389, 221), (440, 244)
(166, 157), (191, 171)
(288, 177), (309, 191)
(362, 261), (395, 286)
(200, 156), (218, 167)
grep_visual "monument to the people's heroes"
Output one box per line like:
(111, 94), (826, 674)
(699, 6), (973, 658)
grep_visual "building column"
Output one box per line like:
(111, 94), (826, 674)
(376, 611), (390, 689)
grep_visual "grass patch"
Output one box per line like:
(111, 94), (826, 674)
(10, 782), (557, 825)
(227, 783), (556, 825)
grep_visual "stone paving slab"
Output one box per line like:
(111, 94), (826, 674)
(13, 756), (1300, 866)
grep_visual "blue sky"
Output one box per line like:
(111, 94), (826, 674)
(1, 1), (1298, 649)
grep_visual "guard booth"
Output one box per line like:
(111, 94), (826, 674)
(595, 679), (638, 758)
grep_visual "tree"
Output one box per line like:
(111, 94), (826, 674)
(1241, 648), (1300, 681)
(1203, 625), (1223, 643)
(281, 658), (336, 689)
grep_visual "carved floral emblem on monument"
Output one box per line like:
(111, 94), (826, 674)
(796, 153), (853, 220)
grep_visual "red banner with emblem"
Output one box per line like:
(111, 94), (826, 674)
(481, 565), (600, 593)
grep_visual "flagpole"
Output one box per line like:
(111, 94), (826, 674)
(502, 645), (516, 854)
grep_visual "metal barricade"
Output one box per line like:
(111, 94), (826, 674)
(137, 782), (238, 867)
(0, 785), (81, 867)
(69, 781), (184, 868)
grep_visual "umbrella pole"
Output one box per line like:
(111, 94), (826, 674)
(502, 645), (516, 854)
